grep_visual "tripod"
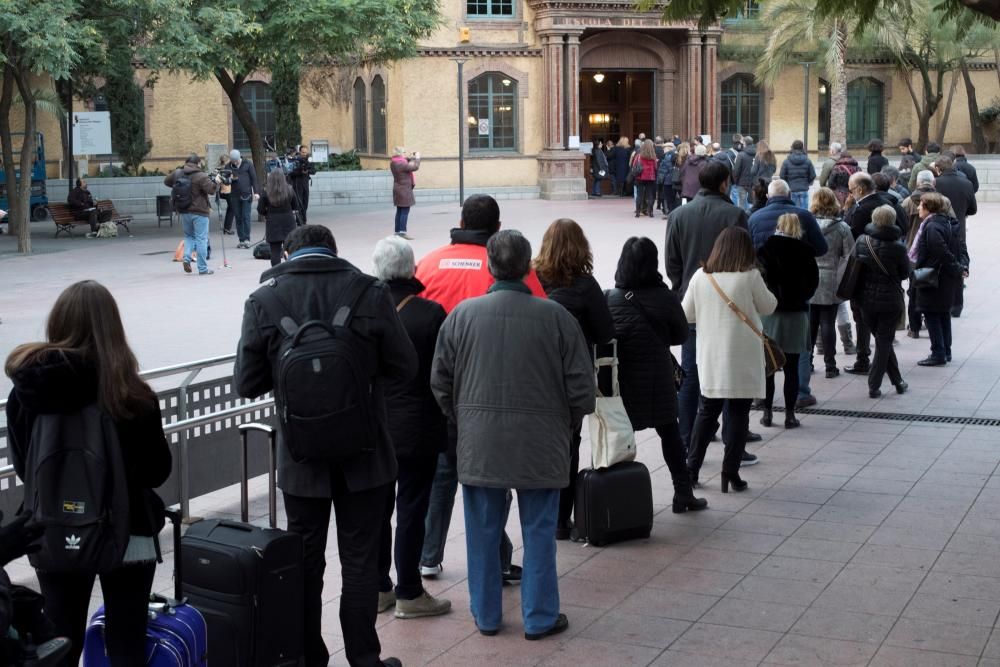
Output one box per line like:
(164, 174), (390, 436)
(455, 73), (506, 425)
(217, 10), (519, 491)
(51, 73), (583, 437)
(215, 191), (231, 269)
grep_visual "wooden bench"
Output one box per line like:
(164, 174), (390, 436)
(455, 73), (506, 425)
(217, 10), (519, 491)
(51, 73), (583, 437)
(96, 199), (133, 236)
(48, 203), (90, 238)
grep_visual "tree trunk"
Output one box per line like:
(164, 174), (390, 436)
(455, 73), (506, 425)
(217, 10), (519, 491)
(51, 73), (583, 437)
(936, 70), (960, 146)
(829, 20), (848, 148)
(216, 69), (266, 188)
(0, 66), (16, 242)
(55, 78), (72, 179)
(12, 64), (36, 254)
(960, 60), (988, 154)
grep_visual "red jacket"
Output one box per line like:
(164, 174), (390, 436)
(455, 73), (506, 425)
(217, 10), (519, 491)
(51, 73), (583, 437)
(415, 228), (546, 314)
(637, 157), (657, 182)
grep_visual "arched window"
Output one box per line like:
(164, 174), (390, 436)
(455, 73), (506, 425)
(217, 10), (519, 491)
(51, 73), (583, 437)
(847, 77), (883, 146)
(353, 78), (368, 153)
(720, 74), (761, 140)
(468, 72), (517, 152)
(233, 82), (274, 152)
(371, 76), (387, 155)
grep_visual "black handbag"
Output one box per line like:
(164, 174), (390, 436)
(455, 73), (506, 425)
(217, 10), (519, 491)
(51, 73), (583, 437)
(913, 266), (939, 288)
(836, 254), (864, 302)
(624, 290), (686, 390)
(253, 240), (271, 260)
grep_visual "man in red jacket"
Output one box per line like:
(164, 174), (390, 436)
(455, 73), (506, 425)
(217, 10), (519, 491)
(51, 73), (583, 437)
(414, 194), (545, 582)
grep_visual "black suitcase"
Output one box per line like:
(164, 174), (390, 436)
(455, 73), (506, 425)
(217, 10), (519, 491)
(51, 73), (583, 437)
(180, 423), (304, 666)
(574, 461), (654, 546)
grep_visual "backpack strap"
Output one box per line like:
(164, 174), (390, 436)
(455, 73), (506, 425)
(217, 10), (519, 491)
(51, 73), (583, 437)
(332, 274), (376, 328)
(253, 277), (299, 336)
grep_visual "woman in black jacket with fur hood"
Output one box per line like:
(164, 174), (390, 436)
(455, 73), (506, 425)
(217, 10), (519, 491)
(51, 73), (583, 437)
(605, 237), (706, 514)
(854, 205), (911, 397)
(5, 281), (172, 666)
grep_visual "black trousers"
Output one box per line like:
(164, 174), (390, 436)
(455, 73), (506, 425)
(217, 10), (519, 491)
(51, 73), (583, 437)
(293, 177), (310, 223)
(378, 454), (439, 600)
(907, 281), (922, 333)
(269, 241), (283, 267)
(655, 421), (694, 497)
(687, 397), (752, 476)
(73, 209), (99, 232)
(849, 299), (872, 366)
(863, 307), (904, 391)
(558, 416), (583, 528)
(37, 561), (155, 666)
(810, 304), (838, 371)
(636, 180), (655, 215)
(283, 481), (390, 667)
(221, 193), (234, 231)
(765, 352), (801, 415)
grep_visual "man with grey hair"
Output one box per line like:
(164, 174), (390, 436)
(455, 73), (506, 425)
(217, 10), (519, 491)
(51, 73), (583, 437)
(227, 148), (259, 249)
(371, 236), (453, 620)
(431, 229), (594, 641)
(731, 135), (756, 211)
(747, 179), (828, 254)
(819, 142), (843, 188)
(880, 164), (909, 200)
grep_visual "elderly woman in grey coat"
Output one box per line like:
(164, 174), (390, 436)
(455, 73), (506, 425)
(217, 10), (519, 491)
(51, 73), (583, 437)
(809, 187), (854, 378)
(431, 230), (594, 641)
(390, 146), (420, 240)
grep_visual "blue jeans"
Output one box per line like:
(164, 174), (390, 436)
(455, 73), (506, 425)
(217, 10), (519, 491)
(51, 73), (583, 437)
(181, 213), (210, 274)
(923, 312), (952, 360)
(678, 325), (700, 450)
(394, 206), (410, 234)
(420, 452), (513, 571)
(731, 185), (749, 211)
(463, 486), (559, 634)
(231, 195), (252, 242)
(791, 191), (809, 210)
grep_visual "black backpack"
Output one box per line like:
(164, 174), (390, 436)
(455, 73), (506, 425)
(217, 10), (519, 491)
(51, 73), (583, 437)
(171, 168), (195, 213)
(253, 273), (379, 463)
(22, 404), (130, 574)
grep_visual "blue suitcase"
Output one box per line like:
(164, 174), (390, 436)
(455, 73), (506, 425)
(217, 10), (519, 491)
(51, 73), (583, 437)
(83, 509), (208, 666)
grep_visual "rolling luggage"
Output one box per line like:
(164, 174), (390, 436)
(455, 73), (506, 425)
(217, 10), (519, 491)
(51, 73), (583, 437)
(574, 461), (653, 547)
(179, 422), (304, 667)
(83, 509), (208, 666)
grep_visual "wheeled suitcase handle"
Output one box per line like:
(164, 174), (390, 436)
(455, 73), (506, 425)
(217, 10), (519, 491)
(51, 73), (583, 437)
(162, 508), (185, 602)
(238, 422), (279, 528)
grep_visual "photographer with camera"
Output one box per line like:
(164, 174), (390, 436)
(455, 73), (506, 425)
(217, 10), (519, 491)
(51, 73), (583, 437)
(165, 153), (220, 275)
(390, 147), (420, 240)
(287, 145), (316, 224)
(215, 155), (236, 235)
(227, 149), (259, 249)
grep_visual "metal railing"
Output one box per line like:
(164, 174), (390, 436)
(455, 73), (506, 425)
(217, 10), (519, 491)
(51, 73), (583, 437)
(0, 353), (274, 518)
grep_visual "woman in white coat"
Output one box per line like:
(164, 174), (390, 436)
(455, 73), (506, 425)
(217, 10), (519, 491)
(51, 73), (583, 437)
(683, 227), (778, 493)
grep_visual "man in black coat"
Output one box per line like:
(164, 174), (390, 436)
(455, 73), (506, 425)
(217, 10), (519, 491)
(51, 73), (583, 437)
(731, 135), (755, 211)
(227, 149), (259, 249)
(933, 154), (977, 317)
(665, 161), (761, 456)
(842, 172), (883, 375)
(235, 224), (417, 667)
(947, 145), (979, 193)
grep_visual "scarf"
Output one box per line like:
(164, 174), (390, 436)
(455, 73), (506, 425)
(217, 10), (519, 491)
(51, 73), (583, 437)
(392, 155), (415, 186)
(908, 217), (930, 263)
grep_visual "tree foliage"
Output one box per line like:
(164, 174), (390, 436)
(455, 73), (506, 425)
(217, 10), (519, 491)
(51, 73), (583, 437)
(651, 0), (1000, 29)
(143, 0), (443, 184)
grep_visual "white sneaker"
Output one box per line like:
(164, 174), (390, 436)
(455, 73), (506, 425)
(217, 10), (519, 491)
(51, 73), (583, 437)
(420, 564), (442, 578)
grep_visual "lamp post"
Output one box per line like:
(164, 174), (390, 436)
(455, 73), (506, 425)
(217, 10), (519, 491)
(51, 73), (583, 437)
(800, 61), (815, 153)
(452, 58), (468, 206)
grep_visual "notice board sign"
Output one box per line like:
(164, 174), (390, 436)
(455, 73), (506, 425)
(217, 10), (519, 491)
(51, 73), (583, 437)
(72, 112), (112, 155)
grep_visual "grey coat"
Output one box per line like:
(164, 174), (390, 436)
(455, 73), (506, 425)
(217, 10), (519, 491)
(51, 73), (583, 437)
(431, 288), (595, 489)
(811, 216), (855, 305)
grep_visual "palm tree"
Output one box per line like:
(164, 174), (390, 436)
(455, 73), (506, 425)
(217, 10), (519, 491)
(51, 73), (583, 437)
(754, 0), (907, 149)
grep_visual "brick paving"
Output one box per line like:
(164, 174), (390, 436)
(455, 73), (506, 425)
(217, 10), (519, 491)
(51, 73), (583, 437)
(3, 196), (1000, 666)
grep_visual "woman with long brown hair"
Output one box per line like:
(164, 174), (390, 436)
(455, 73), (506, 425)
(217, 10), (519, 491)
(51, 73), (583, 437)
(5, 281), (172, 666)
(258, 169), (299, 266)
(683, 227), (777, 492)
(533, 219), (615, 538)
(750, 139), (777, 183)
(634, 139), (658, 218)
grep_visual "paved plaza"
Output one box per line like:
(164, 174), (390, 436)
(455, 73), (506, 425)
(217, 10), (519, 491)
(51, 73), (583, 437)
(3, 197), (1000, 666)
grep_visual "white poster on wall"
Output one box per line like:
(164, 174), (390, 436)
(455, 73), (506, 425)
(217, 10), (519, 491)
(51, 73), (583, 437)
(72, 112), (112, 155)
(478, 119), (490, 136)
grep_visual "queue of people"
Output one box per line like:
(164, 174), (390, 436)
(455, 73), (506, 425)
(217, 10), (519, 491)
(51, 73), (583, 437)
(7, 136), (981, 666)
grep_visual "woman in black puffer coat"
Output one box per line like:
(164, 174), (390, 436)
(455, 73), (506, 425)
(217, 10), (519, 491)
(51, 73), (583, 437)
(5, 280), (172, 667)
(605, 237), (706, 514)
(533, 219), (615, 538)
(854, 204), (911, 397)
(912, 192), (965, 366)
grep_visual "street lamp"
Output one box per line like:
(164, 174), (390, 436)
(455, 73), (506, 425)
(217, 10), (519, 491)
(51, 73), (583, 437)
(452, 58), (468, 206)
(800, 61), (815, 153)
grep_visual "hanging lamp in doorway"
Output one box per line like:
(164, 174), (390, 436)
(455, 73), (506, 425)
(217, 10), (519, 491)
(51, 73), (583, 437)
(593, 72), (605, 83)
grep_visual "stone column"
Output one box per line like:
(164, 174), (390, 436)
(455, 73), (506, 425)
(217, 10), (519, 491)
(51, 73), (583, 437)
(684, 32), (703, 139)
(703, 30), (722, 142)
(660, 70), (677, 138)
(541, 33), (565, 150)
(537, 31), (586, 200)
